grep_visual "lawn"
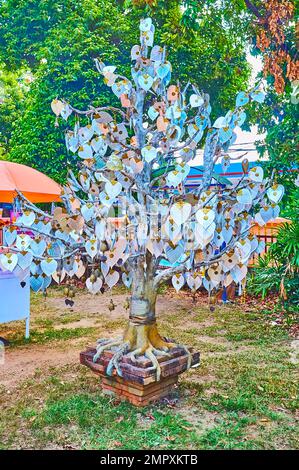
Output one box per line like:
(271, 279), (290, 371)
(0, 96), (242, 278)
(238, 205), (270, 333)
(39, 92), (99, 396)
(0, 286), (298, 450)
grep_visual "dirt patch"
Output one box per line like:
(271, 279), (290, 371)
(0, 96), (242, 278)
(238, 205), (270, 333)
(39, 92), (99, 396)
(0, 340), (81, 390)
(180, 319), (216, 329)
(194, 335), (230, 346)
(203, 344), (256, 358)
(289, 340), (299, 364)
(53, 318), (100, 330)
(48, 293), (129, 320)
(183, 370), (217, 385)
(177, 404), (218, 431)
(0, 326), (122, 391)
(48, 291), (197, 321)
(0, 345), (80, 389)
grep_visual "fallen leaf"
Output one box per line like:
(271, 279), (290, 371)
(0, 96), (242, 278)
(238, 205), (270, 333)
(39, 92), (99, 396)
(115, 415), (124, 423)
(113, 441), (122, 447)
(145, 413), (156, 421)
(112, 399), (121, 406)
(63, 444), (78, 450)
(181, 425), (193, 431)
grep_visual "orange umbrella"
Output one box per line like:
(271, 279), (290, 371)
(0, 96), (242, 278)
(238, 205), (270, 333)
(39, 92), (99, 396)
(0, 161), (61, 203)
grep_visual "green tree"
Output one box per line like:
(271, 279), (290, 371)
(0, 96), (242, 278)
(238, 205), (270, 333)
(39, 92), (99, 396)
(0, 66), (27, 158)
(0, 0), (137, 181)
(0, 0), (250, 182)
(252, 88), (298, 216)
(180, 0), (298, 93)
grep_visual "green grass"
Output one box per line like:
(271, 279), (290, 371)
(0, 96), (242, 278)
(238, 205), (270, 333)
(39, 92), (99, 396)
(30, 394), (201, 450)
(0, 288), (298, 450)
(7, 326), (95, 347)
(198, 414), (259, 450)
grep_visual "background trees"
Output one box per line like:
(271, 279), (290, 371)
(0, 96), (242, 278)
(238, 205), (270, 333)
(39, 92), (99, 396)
(172, 0), (298, 93)
(0, 0), (137, 181)
(0, 0), (250, 182)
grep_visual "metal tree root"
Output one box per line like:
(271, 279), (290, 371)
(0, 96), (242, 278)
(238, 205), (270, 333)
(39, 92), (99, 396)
(93, 322), (192, 381)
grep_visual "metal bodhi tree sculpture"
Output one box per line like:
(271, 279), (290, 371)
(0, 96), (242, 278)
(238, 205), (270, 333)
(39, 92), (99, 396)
(0, 18), (284, 381)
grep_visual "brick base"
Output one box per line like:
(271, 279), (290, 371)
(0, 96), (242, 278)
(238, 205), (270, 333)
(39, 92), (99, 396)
(80, 347), (200, 407)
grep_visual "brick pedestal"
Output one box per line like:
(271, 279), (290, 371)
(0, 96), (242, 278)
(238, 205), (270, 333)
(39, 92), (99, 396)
(80, 347), (200, 406)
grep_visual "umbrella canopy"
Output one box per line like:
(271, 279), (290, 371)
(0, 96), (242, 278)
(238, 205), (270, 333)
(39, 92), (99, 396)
(0, 161), (61, 203)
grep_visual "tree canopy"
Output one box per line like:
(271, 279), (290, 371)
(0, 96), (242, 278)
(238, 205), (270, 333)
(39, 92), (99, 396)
(161, 0), (298, 93)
